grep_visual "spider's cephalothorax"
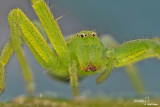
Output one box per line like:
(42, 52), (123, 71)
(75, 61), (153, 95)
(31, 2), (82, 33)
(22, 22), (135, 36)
(67, 31), (105, 74)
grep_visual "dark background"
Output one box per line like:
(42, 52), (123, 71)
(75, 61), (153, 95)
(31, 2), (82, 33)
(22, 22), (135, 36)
(0, 0), (160, 101)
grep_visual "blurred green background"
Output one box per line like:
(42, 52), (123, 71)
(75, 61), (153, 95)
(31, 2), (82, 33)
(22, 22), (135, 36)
(0, 0), (160, 101)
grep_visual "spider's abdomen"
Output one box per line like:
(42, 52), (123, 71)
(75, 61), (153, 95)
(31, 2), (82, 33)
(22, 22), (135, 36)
(67, 31), (103, 73)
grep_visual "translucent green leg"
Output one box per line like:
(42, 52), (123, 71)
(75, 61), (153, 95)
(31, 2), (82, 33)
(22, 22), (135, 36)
(0, 40), (13, 94)
(125, 64), (146, 94)
(150, 38), (160, 55)
(112, 38), (160, 93)
(0, 38), (34, 93)
(0, 61), (5, 94)
(69, 61), (79, 97)
(8, 8), (59, 68)
(96, 57), (113, 84)
(9, 10), (34, 93)
(0, 40), (13, 66)
(3, 8), (60, 94)
(113, 39), (160, 66)
(31, 0), (70, 61)
(31, 0), (79, 97)
(100, 35), (146, 94)
(33, 21), (48, 42)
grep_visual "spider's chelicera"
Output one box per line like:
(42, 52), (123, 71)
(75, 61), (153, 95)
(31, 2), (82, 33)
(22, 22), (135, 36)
(85, 63), (97, 72)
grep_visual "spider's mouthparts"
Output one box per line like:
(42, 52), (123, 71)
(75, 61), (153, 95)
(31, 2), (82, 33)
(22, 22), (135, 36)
(85, 63), (97, 72)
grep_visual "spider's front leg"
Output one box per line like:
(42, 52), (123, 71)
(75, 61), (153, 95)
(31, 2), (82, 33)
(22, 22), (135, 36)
(0, 41), (13, 93)
(102, 38), (160, 92)
(98, 35), (146, 94)
(31, 0), (79, 97)
(113, 38), (160, 66)
(0, 0), (79, 98)
(0, 8), (59, 94)
(69, 61), (79, 97)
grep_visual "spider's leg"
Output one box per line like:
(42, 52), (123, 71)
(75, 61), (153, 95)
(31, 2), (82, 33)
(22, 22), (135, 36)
(113, 39), (160, 67)
(33, 21), (48, 42)
(31, 0), (70, 62)
(31, 0), (78, 96)
(111, 38), (160, 93)
(125, 64), (146, 94)
(4, 8), (60, 94)
(69, 61), (79, 97)
(0, 41), (13, 93)
(0, 61), (5, 94)
(151, 38), (160, 57)
(101, 35), (146, 94)
(96, 57), (114, 84)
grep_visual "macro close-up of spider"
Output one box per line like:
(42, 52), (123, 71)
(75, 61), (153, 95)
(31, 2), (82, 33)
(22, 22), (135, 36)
(0, 0), (160, 104)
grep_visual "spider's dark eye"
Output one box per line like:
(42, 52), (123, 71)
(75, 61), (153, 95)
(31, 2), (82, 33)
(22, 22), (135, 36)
(92, 33), (96, 36)
(85, 34), (87, 37)
(77, 33), (79, 36)
(81, 33), (85, 38)
(89, 33), (96, 37)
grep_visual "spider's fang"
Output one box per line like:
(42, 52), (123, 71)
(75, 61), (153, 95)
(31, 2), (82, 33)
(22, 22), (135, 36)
(85, 63), (97, 72)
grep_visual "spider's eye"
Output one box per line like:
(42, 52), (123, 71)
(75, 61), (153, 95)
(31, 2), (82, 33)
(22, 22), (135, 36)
(85, 34), (87, 37)
(81, 33), (85, 38)
(89, 33), (96, 37)
(92, 33), (96, 36)
(77, 33), (80, 36)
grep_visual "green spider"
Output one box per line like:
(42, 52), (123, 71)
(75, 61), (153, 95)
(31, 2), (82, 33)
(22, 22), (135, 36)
(0, 0), (159, 98)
